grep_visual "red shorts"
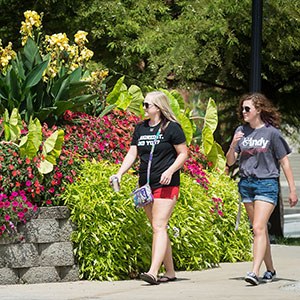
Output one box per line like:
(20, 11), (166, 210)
(152, 186), (179, 199)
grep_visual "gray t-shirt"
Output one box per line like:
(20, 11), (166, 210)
(234, 124), (291, 178)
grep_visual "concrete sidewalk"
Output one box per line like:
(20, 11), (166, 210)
(0, 245), (299, 300)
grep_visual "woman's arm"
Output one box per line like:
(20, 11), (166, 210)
(226, 131), (244, 166)
(109, 145), (138, 184)
(280, 155), (298, 207)
(159, 142), (188, 185)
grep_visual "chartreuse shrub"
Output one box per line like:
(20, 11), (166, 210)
(204, 171), (252, 262)
(64, 161), (252, 281)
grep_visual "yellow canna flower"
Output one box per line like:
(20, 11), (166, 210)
(74, 31), (89, 45)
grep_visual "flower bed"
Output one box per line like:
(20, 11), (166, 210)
(1, 110), (220, 238)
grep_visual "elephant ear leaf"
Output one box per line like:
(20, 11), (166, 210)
(203, 98), (218, 134)
(38, 129), (64, 174)
(3, 108), (23, 141)
(19, 118), (42, 159)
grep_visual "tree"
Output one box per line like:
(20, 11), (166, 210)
(72, 0), (300, 139)
(1, 0), (300, 136)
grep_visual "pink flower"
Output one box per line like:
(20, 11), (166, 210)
(4, 201), (10, 208)
(25, 181), (32, 186)
(217, 210), (223, 216)
(48, 188), (55, 193)
(1, 225), (6, 231)
(11, 191), (18, 197)
(18, 212), (24, 218)
(12, 201), (19, 207)
(4, 215), (10, 221)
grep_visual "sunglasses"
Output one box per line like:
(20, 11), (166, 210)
(242, 106), (251, 113)
(142, 102), (153, 109)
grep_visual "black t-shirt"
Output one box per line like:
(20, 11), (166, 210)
(131, 120), (186, 189)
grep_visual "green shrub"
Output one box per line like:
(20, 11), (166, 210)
(204, 171), (252, 262)
(63, 161), (252, 281)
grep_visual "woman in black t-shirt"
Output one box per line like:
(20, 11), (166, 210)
(110, 91), (188, 285)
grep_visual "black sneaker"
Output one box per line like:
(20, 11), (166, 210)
(245, 272), (259, 285)
(262, 270), (276, 283)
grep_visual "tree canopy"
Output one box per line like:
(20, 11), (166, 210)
(1, 0), (300, 141)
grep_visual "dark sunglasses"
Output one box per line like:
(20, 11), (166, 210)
(142, 102), (153, 109)
(242, 106), (251, 112)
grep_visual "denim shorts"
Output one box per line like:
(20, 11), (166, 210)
(238, 177), (278, 205)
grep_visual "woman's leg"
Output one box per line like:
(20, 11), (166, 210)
(144, 205), (175, 278)
(251, 200), (275, 276)
(143, 196), (177, 279)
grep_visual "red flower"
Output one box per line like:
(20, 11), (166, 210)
(9, 164), (14, 170)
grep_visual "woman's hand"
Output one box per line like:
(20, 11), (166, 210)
(231, 131), (244, 147)
(160, 169), (173, 185)
(289, 191), (298, 208)
(109, 174), (121, 185)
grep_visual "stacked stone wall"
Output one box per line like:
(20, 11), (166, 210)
(0, 206), (79, 284)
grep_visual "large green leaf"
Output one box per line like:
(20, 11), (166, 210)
(55, 100), (75, 116)
(42, 129), (64, 157)
(106, 76), (125, 104)
(99, 104), (116, 118)
(170, 90), (185, 111)
(115, 89), (132, 110)
(23, 59), (49, 90)
(69, 67), (82, 82)
(19, 118), (42, 158)
(207, 142), (226, 171)
(38, 159), (54, 174)
(69, 81), (90, 98)
(2, 108), (22, 141)
(50, 73), (68, 98)
(177, 114), (193, 146)
(38, 129), (64, 174)
(202, 126), (214, 155)
(127, 85), (144, 116)
(55, 77), (70, 102)
(55, 94), (97, 116)
(35, 107), (57, 122)
(11, 54), (25, 81)
(159, 89), (181, 117)
(203, 98), (218, 134)
(0, 77), (9, 100)
(24, 37), (42, 68)
(9, 68), (20, 102)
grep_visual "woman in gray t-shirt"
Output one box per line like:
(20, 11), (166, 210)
(226, 93), (298, 286)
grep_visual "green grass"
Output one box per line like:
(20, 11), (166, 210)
(275, 237), (300, 246)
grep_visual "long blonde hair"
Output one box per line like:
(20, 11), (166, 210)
(145, 91), (180, 133)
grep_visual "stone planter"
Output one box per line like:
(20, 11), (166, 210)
(0, 206), (79, 285)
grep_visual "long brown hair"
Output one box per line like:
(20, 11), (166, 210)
(237, 93), (281, 128)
